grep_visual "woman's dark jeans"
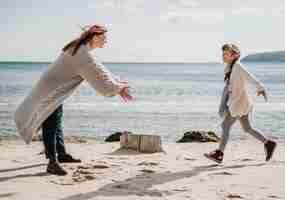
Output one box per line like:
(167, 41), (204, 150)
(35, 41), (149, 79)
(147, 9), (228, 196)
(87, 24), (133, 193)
(42, 105), (66, 162)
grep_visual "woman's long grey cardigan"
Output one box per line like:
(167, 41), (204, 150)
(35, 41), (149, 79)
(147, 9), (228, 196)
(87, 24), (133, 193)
(14, 45), (121, 144)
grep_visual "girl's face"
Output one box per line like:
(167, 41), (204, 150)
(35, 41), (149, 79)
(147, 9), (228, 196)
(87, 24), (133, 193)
(89, 33), (107, 49)
(222, 50), (235, 64)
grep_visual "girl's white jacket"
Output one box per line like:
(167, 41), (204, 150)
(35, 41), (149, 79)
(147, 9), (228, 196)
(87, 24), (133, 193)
(226, 62), (266, 117)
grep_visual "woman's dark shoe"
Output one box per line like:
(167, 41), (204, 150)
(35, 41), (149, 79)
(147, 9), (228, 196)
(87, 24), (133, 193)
(264, 140), (276, 161)
(58, 153), (81, 163)
(47, 161), (67, 176)
(204, 150), (224, 164)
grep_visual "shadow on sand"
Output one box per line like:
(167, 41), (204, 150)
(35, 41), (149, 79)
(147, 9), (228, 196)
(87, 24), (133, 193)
(59, 163), (265, 200)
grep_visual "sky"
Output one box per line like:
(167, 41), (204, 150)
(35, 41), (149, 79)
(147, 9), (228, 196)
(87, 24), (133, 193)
(0, 0), (285, 62)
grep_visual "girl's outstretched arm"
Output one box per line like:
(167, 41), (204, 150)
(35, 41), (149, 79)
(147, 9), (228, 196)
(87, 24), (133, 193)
(239, 64), (268, 101)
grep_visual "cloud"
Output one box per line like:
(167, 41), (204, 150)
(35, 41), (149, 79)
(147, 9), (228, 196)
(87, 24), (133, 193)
(231, 5), (285, 17)
(231, 7), (265, 16)
(88, 0), (147, 16)
(168, 0), (200, 9)
(160, 0), (225, 24)
(190, 10), (225, 22)
(161, 9), (225, 24)
(274, 7), (285, 16)
(87, 0), (224, 25)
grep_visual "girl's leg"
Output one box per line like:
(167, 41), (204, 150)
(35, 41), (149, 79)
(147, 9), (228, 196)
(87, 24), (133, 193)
(218, 113), (237, 152)
(204, 113), (237, 163)
(239, 114), (277, 161)
(239, 115), (267, 143)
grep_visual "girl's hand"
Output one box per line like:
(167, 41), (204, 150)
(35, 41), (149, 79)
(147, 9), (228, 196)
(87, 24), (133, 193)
(119, 84), (134, 102)
(257, 90), (268, 102)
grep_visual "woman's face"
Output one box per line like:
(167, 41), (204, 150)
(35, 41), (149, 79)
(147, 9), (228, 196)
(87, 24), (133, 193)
(222, 50), (235, 64)
(89, 33), (107, 49)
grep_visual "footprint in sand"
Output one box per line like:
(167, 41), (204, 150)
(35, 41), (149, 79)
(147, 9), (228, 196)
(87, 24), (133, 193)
(73, 169), (94, 175)
(72, 174), (96, 183)
(113, 183), (130, 189)
(78, 162), (111, 169)
(11, 159), (24, 163)
(50, 162), (111, 185)
(77, 165), (90, 169)
(50, 179), (75, 186)
(184, 157), (197, 161)
(172, 187), (190, 192)
(93, 164), (110, 169)
(137, 161), (159, 166)
(140, 169), (156, 174)
(0, 193), (17, 198)
(225, 193), (243, 199)
(267, 195), (279, 199)
(240, 158), (254, 162)
(108, 156), (129, 160)
(271, 160), (285, 165)
(210, 171), (236, 176)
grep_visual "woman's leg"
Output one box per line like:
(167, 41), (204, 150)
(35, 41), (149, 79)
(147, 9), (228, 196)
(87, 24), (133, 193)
(53, 105), (81, 163)
(54, 105), (66, 156)
(239, 114), (267, 143)
(42, 105), (67, 175)
(42, 107), (63, 162)
(218, 113), (237, 152)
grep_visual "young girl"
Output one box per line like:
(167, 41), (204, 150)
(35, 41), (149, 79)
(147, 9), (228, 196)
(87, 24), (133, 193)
(204, 44), (276, 164)
(15, 24), (133, 175)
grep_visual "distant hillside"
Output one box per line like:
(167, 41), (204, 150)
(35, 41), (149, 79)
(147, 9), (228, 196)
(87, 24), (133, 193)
(242, 51), (285, 62)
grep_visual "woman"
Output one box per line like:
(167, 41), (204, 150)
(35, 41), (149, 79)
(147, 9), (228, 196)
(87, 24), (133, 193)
(14, 24), (133, 175)
(204, 44), (276, 164)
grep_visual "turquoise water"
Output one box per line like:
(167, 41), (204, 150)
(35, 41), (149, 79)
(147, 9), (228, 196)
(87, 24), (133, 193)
(0, 61), (284, 141)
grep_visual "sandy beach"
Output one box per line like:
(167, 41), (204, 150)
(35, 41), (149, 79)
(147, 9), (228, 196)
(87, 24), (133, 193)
(0, 136), (284, 200)
(1, 1), (285, 200)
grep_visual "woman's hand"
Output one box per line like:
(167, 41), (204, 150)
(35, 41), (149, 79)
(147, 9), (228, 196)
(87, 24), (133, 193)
(118, 84), (134, 102)
(257, 90), (268, 102)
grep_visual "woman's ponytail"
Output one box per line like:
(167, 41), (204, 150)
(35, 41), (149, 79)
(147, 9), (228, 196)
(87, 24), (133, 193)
(62, 24), (107, 56)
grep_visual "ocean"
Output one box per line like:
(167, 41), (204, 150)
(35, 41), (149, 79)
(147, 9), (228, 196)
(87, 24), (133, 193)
(0, 61), (284, 141)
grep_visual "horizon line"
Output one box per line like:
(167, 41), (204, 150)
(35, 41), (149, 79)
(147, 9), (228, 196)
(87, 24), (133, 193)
(0, 60), (222, 64)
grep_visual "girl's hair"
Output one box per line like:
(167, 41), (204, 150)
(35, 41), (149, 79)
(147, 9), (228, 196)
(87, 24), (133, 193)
(224, 58), (238, 82)
(222, 43), (241, 82)
(62, 25), (107, 56)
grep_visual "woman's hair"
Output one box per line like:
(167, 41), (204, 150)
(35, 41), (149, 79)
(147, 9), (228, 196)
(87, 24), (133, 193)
(222, 43), (241, 82)
(62, 25), (107, 56)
